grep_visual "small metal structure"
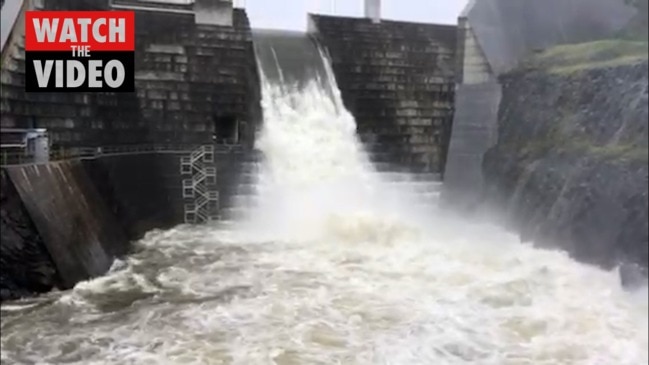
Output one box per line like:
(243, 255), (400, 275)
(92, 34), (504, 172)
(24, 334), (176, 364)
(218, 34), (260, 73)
(25, 129), (50, 164)
(365, 0), (381, 23)
(180, 145), (220, 224)
(194, 0), (233, 26)
(1, 128), (50, 165)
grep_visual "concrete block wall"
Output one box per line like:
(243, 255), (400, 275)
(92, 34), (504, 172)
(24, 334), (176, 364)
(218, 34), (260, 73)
(83, 148), (256, 240)
(131, 8), (260, 147)
(310, 15), (457, 174)
(82, 153), (186, 240)
(0, 1), (261, 150)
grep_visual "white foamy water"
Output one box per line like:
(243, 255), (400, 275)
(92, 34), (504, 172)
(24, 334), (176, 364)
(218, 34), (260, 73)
(1, 42), (647, 365)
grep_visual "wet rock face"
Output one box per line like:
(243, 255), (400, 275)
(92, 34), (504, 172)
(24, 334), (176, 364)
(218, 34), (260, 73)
(483, 61), (648, 269)
(0, 170), (58, 302)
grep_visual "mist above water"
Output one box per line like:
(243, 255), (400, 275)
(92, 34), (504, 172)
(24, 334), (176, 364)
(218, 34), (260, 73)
(0, 33), (647, 365)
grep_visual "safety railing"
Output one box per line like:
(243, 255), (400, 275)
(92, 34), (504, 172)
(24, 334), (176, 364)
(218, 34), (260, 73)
(1, 149), (31, 166)
(1, 142), (248, 167)
(77, 144), (199, 156)
(0, 144), (203, 167)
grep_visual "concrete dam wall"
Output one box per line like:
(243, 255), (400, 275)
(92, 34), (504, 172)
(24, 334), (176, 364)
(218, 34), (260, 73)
(1, 3), (462, 297)
(1, 0), (261, 148)
(2, 161), (128, 295)
(0, 146), (256, 299)
(1, 0), (265, 299)
(310, 15), (457, 174)
(83, 153), (189, 240)
(0, 169), (57, 300)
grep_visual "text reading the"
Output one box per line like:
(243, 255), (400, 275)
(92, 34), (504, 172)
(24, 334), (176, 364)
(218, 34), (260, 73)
(24, 11), (135, 92)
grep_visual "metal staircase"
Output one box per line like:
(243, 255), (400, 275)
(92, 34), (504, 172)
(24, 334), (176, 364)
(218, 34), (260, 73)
(181, 145), (219, 224)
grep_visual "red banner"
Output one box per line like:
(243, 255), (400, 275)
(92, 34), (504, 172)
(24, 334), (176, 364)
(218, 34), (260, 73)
(25, 11), (135, 52)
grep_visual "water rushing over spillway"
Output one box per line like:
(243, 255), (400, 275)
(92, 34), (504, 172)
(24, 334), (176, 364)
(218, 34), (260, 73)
(1, 33), (647, 365)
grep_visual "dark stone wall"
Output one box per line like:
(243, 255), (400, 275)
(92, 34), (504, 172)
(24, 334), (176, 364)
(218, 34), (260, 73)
(311, 15), (457, 173)
(0, 170), (58, 301)
(83, 147), (257, 240)
(0, 3), (261, 150)
(0, 1), (263, 300)
(483, 61), (648, 269)
(82, 153), (185, 240)
(212, 147), (261, 210)
(130, 10), (260, 147)
(4, 161), (129, 289)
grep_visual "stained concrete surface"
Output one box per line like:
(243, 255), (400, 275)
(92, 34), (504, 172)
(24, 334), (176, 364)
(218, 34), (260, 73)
(5, 161), (128, 289)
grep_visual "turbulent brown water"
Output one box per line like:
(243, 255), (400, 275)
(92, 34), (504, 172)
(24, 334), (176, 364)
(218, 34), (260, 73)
(1, 32), (647, 365)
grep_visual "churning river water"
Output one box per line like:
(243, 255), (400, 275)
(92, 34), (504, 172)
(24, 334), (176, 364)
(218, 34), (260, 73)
(1, 35), (647, 365)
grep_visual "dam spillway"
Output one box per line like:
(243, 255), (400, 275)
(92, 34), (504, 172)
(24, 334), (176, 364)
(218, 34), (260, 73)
(252, 29), (335, 96)
(1, 28), (647, 364)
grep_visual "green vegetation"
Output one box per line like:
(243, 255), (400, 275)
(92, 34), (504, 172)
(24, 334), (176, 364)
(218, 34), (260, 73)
(587, 142), (649, 162)
(504, 1), (649, 163)
(521, 39), (648, 74)
(504, 124), (648, 164)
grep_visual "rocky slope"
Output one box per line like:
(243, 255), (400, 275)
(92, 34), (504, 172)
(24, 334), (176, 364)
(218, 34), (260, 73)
(483, 40), (648, 269)
(0, 170), (59, 301)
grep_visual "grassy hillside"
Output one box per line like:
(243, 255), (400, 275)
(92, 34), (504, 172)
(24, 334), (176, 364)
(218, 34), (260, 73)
(521, 40), (648, 74)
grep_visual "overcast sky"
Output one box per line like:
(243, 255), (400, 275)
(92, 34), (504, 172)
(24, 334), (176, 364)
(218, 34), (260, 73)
(240, 0), (469, 30)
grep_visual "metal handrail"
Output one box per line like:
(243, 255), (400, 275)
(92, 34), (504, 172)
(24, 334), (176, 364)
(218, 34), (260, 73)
(0, 143), (27, 148)
(1, 141), (244, 166)
(0, 143), (203, 167)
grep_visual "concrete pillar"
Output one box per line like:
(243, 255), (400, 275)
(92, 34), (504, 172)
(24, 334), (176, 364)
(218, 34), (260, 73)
(195, 0), (233, 27)
(365, 0), (381, 23)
